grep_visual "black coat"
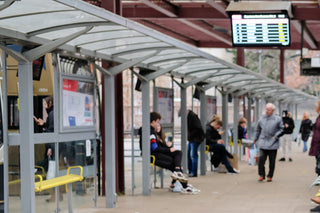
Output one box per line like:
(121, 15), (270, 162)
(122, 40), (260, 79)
(281, 116), (295, 135)
(43, 107), (54, 133)
(187, 110), (205, 143)
(300, 118), (313, 141)
(205, 123), (221, 147)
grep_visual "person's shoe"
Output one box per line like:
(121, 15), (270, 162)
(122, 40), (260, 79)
(289, 158), (293, 162)
(171, 171), (188, 183)
(267, 177), (272, 182)
(181, 185), (200, 195)
(311, 197), (320, 204)
(168, 184), (175, 191)
(258, 176), (265, 182)
(188, 173), (198, 178)
(310, 205), (320, 212)
(227, 168), (239, 175)
(279, 157), (285, 161)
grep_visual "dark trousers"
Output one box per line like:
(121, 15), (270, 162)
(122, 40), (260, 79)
(258, 149), (277, 178)
(154, 150), (183, 172)
(210, 144), (234, 173)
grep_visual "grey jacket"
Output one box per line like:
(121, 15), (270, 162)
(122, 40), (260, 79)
(254, 114), (284, 150)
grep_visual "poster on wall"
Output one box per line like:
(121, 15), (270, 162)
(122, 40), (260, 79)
(62, 79), (94, 128)
(207, 95), (217, 120)
(157, 87), (173, 125)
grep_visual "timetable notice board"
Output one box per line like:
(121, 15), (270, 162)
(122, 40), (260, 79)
(231, 13), (290, 47)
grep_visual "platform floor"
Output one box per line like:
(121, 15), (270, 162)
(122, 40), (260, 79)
(73, 141), (320, 213)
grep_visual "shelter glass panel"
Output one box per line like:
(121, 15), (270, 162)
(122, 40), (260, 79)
(8, 146), (21, 213)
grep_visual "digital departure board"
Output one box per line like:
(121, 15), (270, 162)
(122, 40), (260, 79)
(231, 13), (290, 47)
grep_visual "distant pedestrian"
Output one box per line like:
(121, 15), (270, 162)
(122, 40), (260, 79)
(253, 103), (284, 182)
(186, 110), (205, 177)
(279, 111), (295, 162)
(299, 112), (312, 152)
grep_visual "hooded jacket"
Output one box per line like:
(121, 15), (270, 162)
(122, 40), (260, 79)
(187, 110), (205, 143)
(254, 113), (284, 150)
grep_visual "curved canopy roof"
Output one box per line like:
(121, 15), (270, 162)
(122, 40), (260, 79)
(0, 0), (316, 104)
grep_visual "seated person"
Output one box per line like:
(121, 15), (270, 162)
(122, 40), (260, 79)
(150, 112), (200, 194)
(206, 115), (238, 174)
(238, 117), (248, 141)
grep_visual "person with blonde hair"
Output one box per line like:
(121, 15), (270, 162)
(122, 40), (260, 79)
(206, 115), (238, 174)
(299, 111), (313, 152)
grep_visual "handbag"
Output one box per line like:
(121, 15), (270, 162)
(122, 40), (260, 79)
(46, 160), (56, 180)
(249, 145), (259, 166)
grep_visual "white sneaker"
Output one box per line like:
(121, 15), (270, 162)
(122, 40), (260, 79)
(181, 185), (200, 195)
(171, 171), (188, 183)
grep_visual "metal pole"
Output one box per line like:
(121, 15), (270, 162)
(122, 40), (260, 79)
(279, 101), (282, 116)
(258, 50), (262, 74)
(221, 92), (229, 146)
(18, 61), (35, 213)
(247, 96), (252, 139)
(233, 95), (239, 156)
(1, 50), (9, 213)
(255, 98), (260, 126)
(153, 80), (157, 112)
(105, 74), (116, 208)
(130, 70), (135, 195)
(141, 80), (151, 196)
(199, 91), (206, 176)
(180, 86), (187, 172)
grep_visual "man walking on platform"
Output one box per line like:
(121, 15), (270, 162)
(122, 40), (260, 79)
(253, 103), (284, 182)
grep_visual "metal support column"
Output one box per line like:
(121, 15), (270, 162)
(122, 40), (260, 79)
(221, 92), (229, 146)
(199, 91), (207, 176)
(180, 87), (187, 172)
(255, 98), (260, 127)
(1, 51), (9, 213)
(233, 95), (239, 155)
(279, 101), (282, 117)
(130, 71), (135, 195)
(105, 74), (116, 208)
(247, 97), (252, 139)
(19, 61), (35, 213)
(141, 80), (151, 196)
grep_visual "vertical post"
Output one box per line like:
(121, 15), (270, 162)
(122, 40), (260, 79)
(2, 51), (9, 213)
(221, 92), (229, 146)
(180, 86), (187, 172)
(237, 48), (245, 67)
(105, 74), (116, 208)
(153, 80), (157, 112)
(141, 80), (150, 196)
(199, 91), (206, 176)
(19, 61), (35, 213)
(280, 48), (285, 84)
(247, 97), (252, 139)
(279, 101), (282, 116)
(130, 71), (135, 195)
(255, 98), (260, 125)
(233, 95), (239, 155)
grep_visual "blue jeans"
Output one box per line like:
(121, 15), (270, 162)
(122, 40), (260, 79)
(303, 140), (308, 152)
(188, 142), (200, 176)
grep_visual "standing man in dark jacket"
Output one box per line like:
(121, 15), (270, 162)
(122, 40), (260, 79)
(279, 111), (295, 162)
(187, 110), (205, 177)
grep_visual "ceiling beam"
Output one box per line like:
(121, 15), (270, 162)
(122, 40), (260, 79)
(206, 0), (227, 17)
(140, 0), (177, 18)
(292, 20), (317, 49)
(178, 19), (232, 46)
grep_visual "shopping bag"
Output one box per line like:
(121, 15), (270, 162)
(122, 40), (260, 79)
(227, 154), (238, 170)
(249, 145), (259, 166)
(46, 160), (56, 180)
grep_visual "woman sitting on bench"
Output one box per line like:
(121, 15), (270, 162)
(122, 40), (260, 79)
(150, 112), (200, 194)
(206, 115), (238, 174)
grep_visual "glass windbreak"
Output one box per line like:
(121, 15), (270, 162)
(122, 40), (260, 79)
(33, 54), (54, 134)
(34, 143), (57, 213)
(8, 146), (21, 213)
(58, 140), (96, 210)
